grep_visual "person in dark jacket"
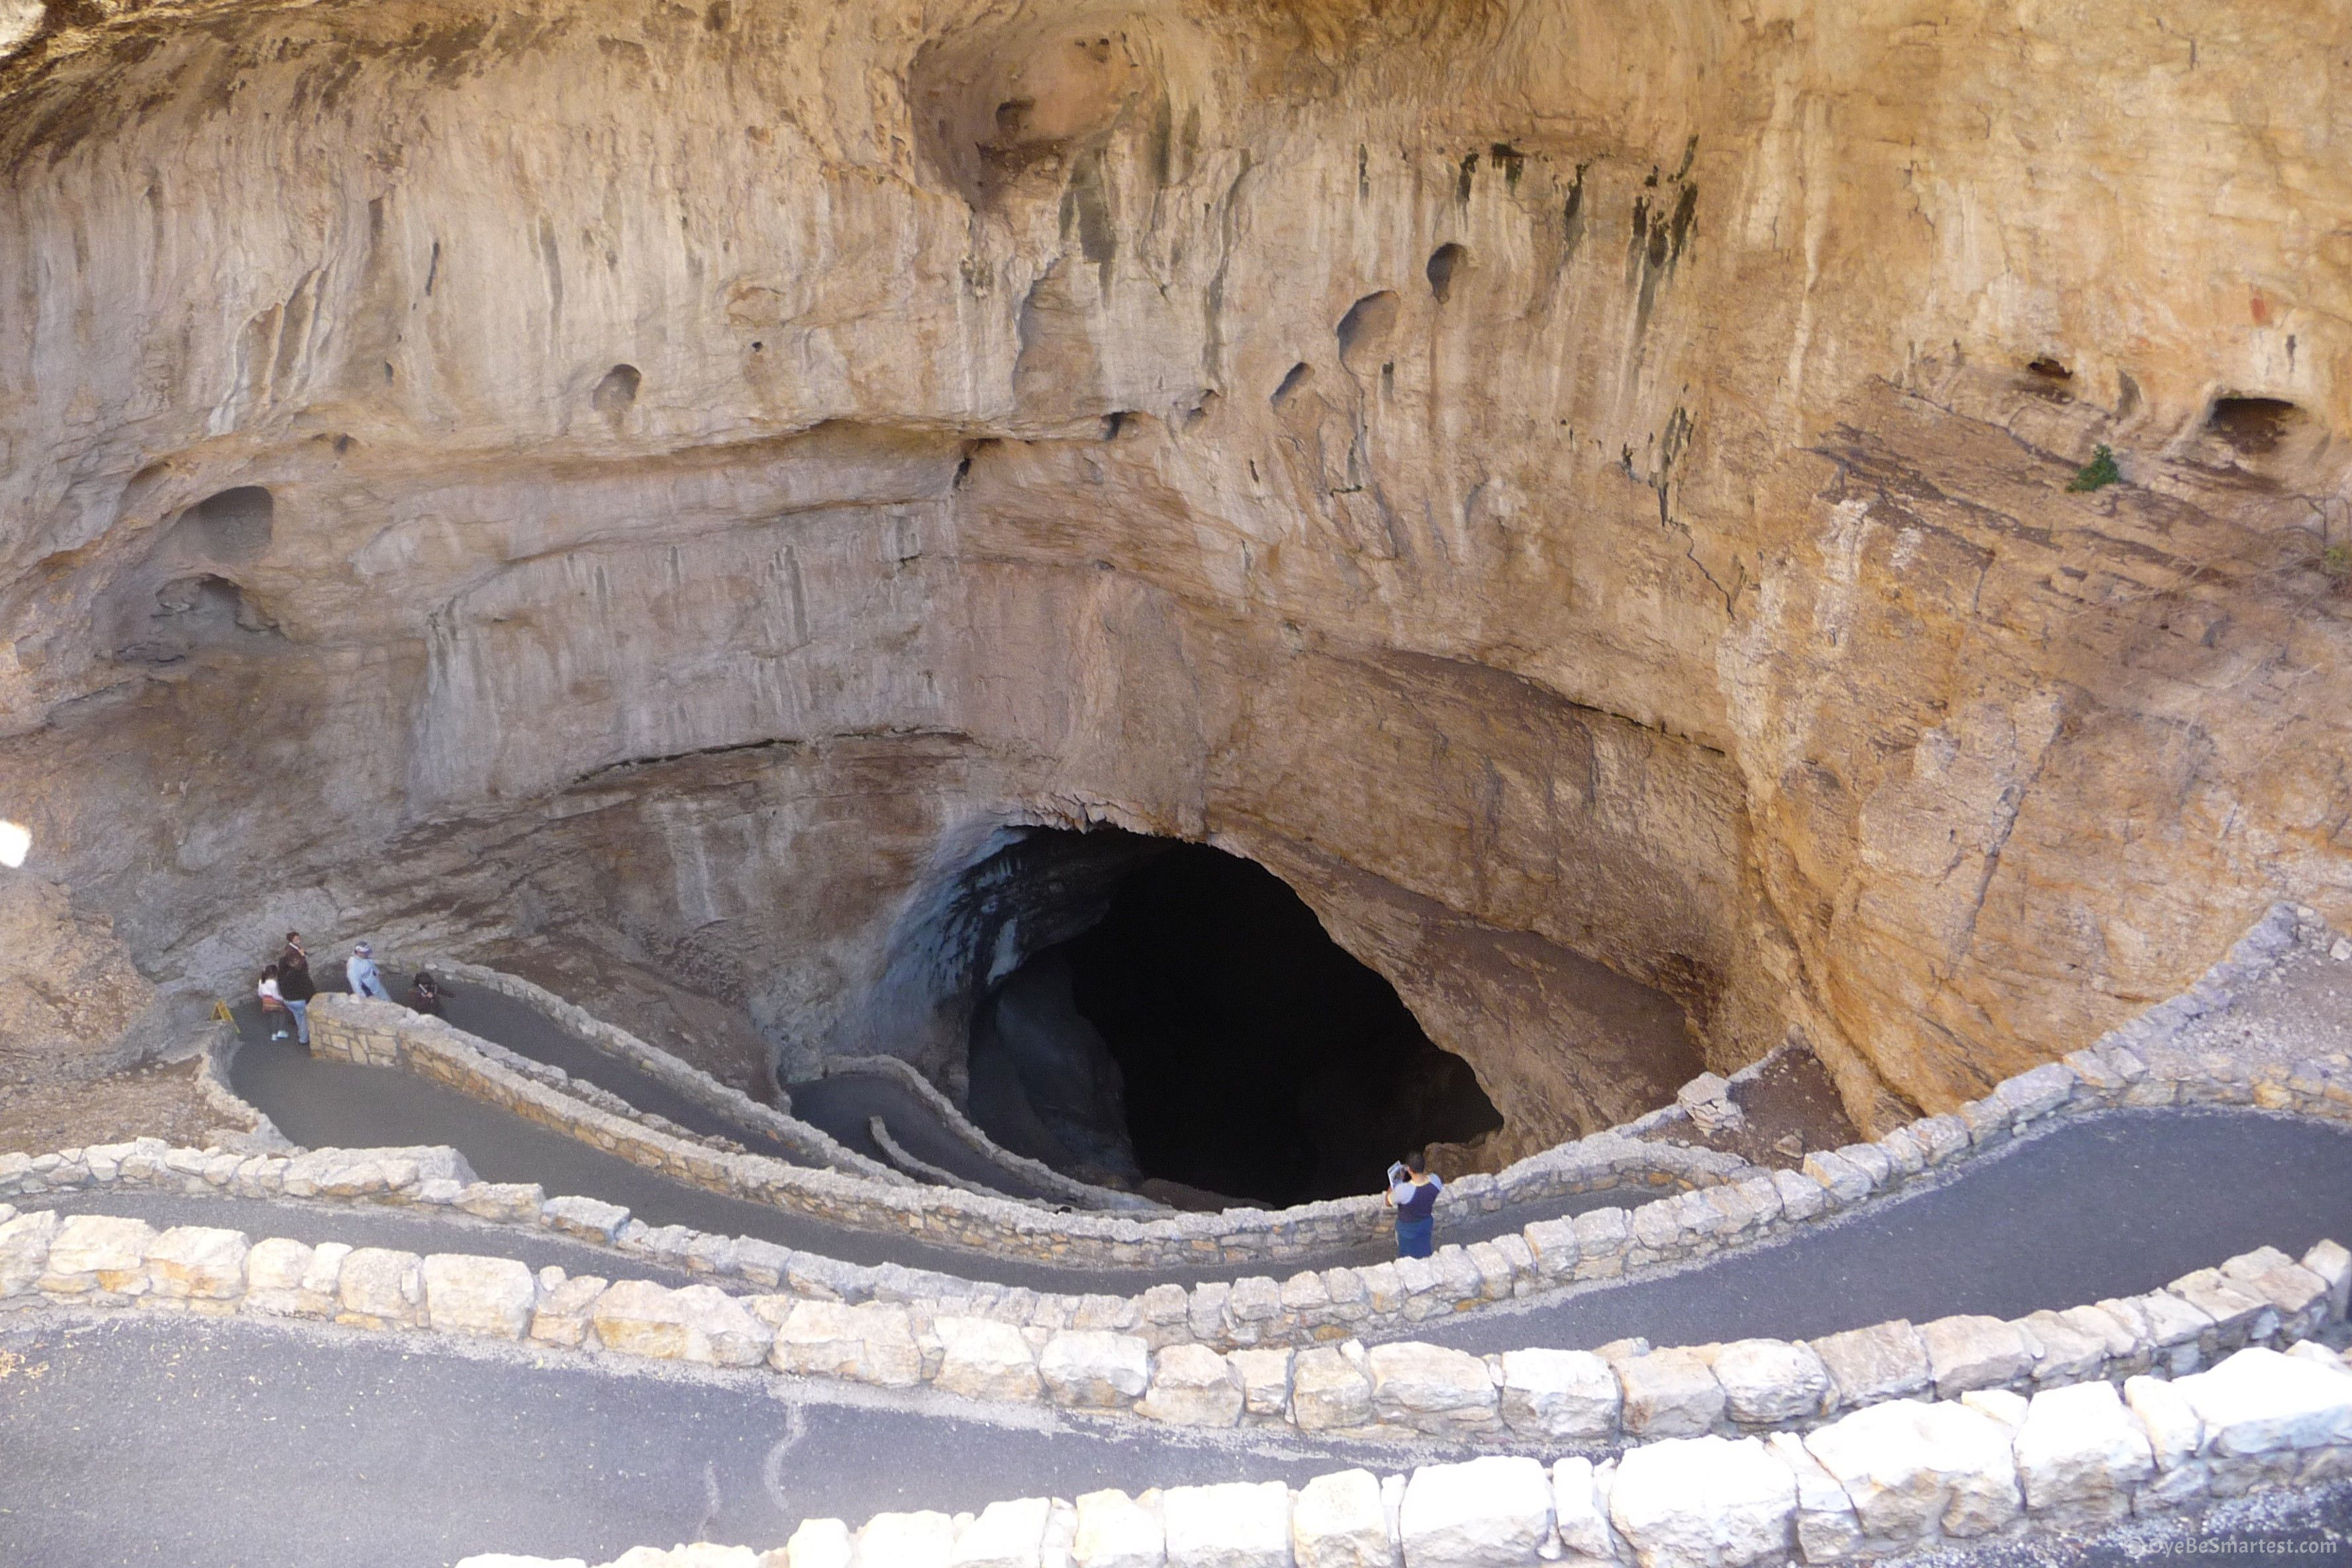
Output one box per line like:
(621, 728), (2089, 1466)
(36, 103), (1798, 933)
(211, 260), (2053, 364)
(277, 931), (316, 1046)
(1384, 1150), (1445, 1259)
(407, 971), (444, 1016)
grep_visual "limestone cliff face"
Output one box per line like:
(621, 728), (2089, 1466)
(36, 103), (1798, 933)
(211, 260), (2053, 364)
(0, 0), (2345, 1150)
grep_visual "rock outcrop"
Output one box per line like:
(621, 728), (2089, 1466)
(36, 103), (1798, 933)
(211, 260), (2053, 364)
(0, 0), (2345, 1152)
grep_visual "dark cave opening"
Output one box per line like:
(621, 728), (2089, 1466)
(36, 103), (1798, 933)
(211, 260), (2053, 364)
(966, 830), (1501, 1208)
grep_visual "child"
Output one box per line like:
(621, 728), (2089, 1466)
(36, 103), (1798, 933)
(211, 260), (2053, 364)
(257, 964), (289, 1041)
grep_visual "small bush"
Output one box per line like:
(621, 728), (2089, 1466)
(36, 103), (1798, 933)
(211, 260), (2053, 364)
(2324, 542), (2352, 587)
(2067, 444), (2122, 492)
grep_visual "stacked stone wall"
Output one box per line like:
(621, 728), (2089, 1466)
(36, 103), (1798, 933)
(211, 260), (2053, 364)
(453, 1346), (2352, 1568)
(5, 1195), (2347, 1568)
(1, 1193), (2342, 1455)
(304, 994), (1743, 1286)
(20, 903), (2351, 1362)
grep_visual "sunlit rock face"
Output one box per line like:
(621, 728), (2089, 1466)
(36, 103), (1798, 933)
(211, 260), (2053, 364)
(0, 0), (2345, 1153)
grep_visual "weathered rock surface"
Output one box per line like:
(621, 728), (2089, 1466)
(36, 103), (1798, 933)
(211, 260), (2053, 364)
(1500, 1348), (1621, 1440)
(1074, 1489), (1164, 1568)
(1, 0), (2349, 1146)
(1161, 1480), (1292, 1568)
(420, 1253), (537, 1339)
(767, 1300), (922, 1388)
(1039, 1329), (1151, 1408)
(1803, 1399), (2022, 1550)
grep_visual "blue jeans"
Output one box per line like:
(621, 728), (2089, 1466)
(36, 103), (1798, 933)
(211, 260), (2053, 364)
(283, 997), (309, 1046)
(1396, 1217), (1434, 1259)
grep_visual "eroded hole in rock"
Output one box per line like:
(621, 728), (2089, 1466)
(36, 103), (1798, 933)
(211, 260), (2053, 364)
(2207, 395), (2299, 454)
(966, 828), (1500, 1207)
(1336, 289), (1398, 373)
(115, 574), (276, 663)
(1426, 243), (1467, 303)
(181, 485), (273, 561)
(591, 363), (642, 422)
(1270, 360), (1313, 409)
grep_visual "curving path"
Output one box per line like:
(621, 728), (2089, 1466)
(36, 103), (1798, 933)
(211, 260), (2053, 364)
(219, 968), (2352, 1328)
(1417, 1106), (2352, 1352)
(225, 979), (2352, 1320)
(0, 1311), (1389, 1568)
(14, 941), (2352, 1568)
(5, 1106), (2351, 1568)
(783, 1071), (1072, 1204)
(428, 984), (1074, 1203)
(224, 995), (1639, 1288)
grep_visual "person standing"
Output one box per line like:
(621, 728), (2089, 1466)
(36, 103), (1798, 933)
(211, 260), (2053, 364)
(1385, 1151), (1445, 1259)
(277, 931), (316, 1046)
(257, 964), (290, 1041)
(347, 941), (391, 1001)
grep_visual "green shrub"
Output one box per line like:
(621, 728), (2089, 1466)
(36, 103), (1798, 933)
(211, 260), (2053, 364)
(2324, 542), (2352, 585)
(2067, 444), (2122, 492)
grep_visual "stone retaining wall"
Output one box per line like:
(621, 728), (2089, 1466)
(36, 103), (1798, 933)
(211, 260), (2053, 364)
(193, 1018), (285, 1146)
(818, 1051), (1156, 1212)
(18, 905), (2351, 1359)
(3, 1193), (2341, 1458)
(305, 993), (1744, 1287)
(416, 959), (906, 1186)
(289, 901), (2351, 1350)
(455, 1341), (2352, 1568)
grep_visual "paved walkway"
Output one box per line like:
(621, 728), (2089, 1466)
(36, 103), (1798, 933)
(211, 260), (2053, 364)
(784, 1071), (1070, 1203)
(1420, 1107), (2352, 1352)
(224, 994), (1634, 1289)
(5, 1107), (2350, 1567)
(0, 1312), (1395, 1568)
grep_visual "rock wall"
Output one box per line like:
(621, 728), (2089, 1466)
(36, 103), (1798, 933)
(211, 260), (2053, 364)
(0, 875), (169, 1086)
(0, 0), (2347, 1147)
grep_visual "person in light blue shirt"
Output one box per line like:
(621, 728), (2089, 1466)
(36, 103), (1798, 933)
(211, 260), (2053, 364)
(346, 941), (391, 1001)
(1385, 1151), (1444, 1259)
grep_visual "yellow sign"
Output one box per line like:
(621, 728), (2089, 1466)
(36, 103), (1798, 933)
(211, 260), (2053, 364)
(212, 1001), (234, 1023)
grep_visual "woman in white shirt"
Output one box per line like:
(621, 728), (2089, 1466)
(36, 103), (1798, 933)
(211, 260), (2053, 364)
(257, 964), (289, 1041)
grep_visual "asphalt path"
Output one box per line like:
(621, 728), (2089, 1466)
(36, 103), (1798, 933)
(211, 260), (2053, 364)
(5, 1308), (2344, 1568)
(5, 1108), (2349, 1568)
(1422, 1107), (2352, 1353)
(224, 1000), (1631, 1289)
(0, 1313), (1400, 1568)
(434, 986), (814, 1167)
(246, 981), (1078, 1205)
(221, 978), (2352, 1348)
(785, 1073), (1069, 1203)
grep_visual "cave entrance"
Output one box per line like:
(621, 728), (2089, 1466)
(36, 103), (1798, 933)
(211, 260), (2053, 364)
(967, 829), (1500, 1208)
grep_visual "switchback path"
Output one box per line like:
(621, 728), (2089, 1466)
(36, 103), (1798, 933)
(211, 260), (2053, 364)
(3, 1108), (2350, 1568)
(784, 1071), (1070, 1203)
(224, 996), (1634, 1289)
(425, 986), (1071, 1202)
(1417, 1106), (2352, 1353)
(226, 981), (2352, 1324)
(0, 1312), (1396, 1568)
